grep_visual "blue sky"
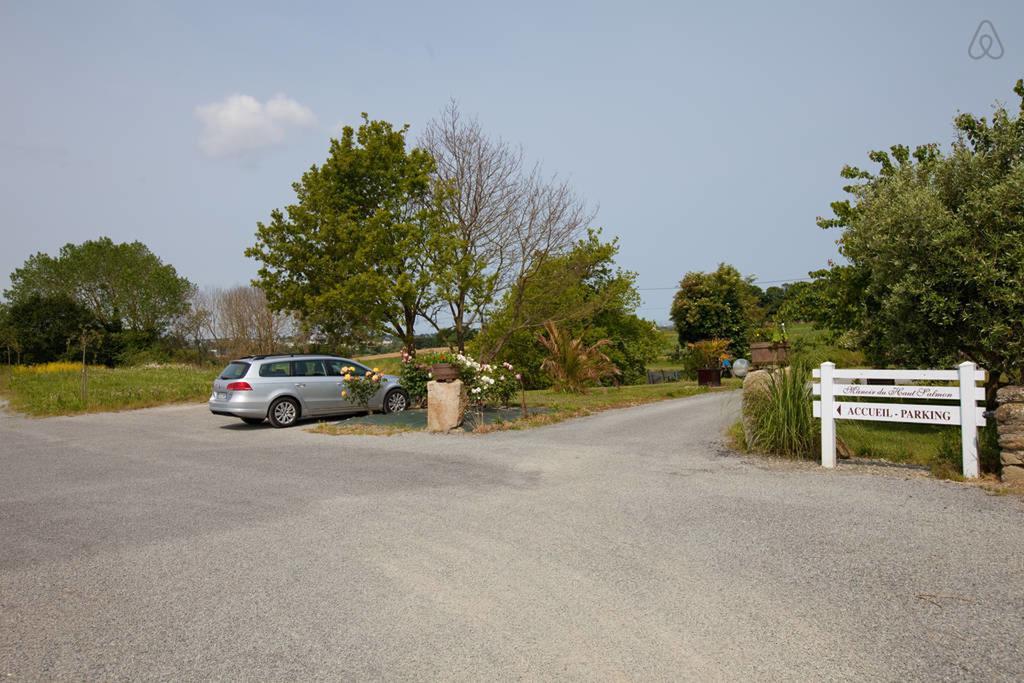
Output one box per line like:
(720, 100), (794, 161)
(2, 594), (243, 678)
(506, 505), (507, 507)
(1, 0), (1020, 323)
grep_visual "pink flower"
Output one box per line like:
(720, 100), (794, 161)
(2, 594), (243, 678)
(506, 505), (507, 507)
(515, 373), (522, 380)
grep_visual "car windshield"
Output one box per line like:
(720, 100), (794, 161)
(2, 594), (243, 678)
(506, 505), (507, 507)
(219, 362), (250, 380)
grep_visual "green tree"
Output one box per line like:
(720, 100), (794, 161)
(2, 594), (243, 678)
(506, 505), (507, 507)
(472, 231), (659, 387)
(670, 263), (762, 356)
(5, 237), (194, 336)
(5, 294), (100, 364)
(0, 302), (19, 364)
(247, 115), (450, 353)
(760, 285), (787, 319)
(814, 79), (1024, 404)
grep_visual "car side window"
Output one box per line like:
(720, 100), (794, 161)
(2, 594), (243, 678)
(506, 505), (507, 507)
(324, 359), (345, 375)
(345, 361), (371, 376)
(293, 360), (327, 377)
(259, 361), (292, 378)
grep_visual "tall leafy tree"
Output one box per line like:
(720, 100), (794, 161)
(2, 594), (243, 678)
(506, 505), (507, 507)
(5, 237), (194, 335)
(247, 115), (449, 353)
(473, 231), (659, 387)
(4, 294), (99, 364)
(814, 79), (1024, 404)
(670, 263), (762, 356)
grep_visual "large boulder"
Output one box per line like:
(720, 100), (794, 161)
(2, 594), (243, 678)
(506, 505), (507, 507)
(427, 380), (467, 433)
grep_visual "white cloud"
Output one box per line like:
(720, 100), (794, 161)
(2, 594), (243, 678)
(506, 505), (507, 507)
(194, 94), (316, 158)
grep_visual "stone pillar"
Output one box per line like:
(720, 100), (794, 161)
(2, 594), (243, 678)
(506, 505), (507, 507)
(427, 380), (467, 433)
(995, 386), (1024, 484)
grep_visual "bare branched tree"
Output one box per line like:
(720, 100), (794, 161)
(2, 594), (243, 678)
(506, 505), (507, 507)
(205, 286), (295, 358)
(421, 101), (591, 354)
(170, 288), (215, 362)
(421, 101), (523, 350)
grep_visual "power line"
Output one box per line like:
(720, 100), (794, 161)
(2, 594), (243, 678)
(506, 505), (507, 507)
(637, 276), (814, 291)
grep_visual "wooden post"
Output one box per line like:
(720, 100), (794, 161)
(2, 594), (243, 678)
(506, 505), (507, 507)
(820, 362), (836, 469)
(80, 339), (88, 405)
(959, 361), (979, 479)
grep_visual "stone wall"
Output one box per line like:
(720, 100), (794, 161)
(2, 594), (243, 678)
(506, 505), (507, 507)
(995, 386), (1024, 484)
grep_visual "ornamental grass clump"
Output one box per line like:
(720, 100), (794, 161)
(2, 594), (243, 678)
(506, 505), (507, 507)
(744, 360), (819, 458)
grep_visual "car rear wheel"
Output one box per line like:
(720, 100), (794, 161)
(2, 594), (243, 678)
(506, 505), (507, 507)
(241, 417), (264, 426)
(268, 397), (300, 428)
(382, 388), (409, 414)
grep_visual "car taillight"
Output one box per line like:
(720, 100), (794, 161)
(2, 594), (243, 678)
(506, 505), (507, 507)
(226, 381), (253, 391)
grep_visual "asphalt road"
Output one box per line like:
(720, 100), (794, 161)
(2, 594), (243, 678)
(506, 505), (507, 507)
(1, 392), (1022, 680)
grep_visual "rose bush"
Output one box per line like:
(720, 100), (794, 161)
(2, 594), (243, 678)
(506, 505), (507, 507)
(399, 350), (518, 408)
(340, 364), (384, 409)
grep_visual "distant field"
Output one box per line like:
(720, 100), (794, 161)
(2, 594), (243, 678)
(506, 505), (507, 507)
(0, 363), (218, 417)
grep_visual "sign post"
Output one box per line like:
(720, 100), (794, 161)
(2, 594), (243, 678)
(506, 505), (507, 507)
(820, 361), (836, 469)
(959, 361), (980, 478)
(813, 362), (985, 478)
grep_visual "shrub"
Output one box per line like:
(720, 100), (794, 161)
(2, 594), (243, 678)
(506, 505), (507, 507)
(687, 338), (731, 369)
(341, 365), (384, 409)
(398, 350), (518, 407)
(744, 361), (819, 458)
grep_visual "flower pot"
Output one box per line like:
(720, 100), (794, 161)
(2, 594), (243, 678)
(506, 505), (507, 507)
(697, 368), (721, 387)
(430, 363), (460, 383)
(750, 341), (789, 367)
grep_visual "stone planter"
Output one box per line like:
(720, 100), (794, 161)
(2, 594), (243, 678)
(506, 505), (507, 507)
(750, 341), (789, 367)
(697, 368), (721, 387)
(430, 363), (460, 383)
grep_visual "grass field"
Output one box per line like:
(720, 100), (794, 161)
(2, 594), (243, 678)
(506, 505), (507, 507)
(0, 363), (219, 416)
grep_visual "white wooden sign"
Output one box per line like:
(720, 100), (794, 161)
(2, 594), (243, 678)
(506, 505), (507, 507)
(812, 400), (985, 426)
(812, 362), (986, 478)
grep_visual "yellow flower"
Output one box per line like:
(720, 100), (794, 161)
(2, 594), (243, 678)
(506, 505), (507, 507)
(372, 374), (381, 381)
(372, 367), (380, 373)
(365, 370), (372, 376)
(343, 374), (352, 381)
(340, 390), (347, 397)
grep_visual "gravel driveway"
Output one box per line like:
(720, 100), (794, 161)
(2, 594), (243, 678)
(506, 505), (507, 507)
(1, 392), (1022, 680)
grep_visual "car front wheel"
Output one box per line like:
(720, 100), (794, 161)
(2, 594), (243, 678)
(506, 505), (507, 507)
(268, 397), (300, 428)
(382, 388), (409, 414)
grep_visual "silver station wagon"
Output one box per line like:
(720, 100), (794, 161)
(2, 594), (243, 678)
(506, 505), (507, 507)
(209, 354), (409, 428)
